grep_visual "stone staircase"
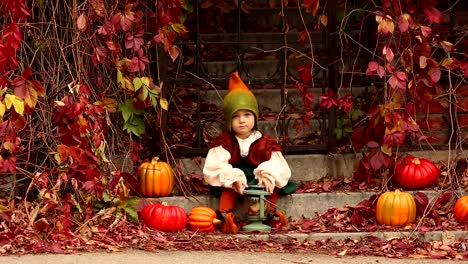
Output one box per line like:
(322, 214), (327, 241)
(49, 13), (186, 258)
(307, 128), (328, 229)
(136, 149), (468, 241)
(155, 5), (468, 242)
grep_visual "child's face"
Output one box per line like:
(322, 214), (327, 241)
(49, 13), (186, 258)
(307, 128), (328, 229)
(231, 109), (255, 139)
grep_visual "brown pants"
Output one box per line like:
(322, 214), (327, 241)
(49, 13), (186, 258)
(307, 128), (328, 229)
(218, 188), (280, 213)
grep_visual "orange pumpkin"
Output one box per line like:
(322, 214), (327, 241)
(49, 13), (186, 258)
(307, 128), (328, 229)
(188, 206), (221, 232)
(138, 157), (174, 197)
(453, 196), (468, 224)
(376, 190), (416, 226)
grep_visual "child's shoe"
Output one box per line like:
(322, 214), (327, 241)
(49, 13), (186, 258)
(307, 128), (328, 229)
(264, 209), (287, 229)
(216, 210), (239, 234)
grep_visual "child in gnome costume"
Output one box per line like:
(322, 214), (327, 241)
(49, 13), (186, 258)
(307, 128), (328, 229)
(203, 71), (296, 234)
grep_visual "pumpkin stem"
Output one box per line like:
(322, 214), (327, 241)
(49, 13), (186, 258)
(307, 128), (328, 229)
(151, 157), (160, 163)
(161, 201), (168, 206)
(213, 219), (222, 225)
(412, 158), (420, 165)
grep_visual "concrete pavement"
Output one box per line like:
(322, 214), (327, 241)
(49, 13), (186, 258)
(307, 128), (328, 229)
(0, 250), (462, 264)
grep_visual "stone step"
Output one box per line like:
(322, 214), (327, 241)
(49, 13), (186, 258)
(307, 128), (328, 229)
(213, 230), (468, 242)
(178, 150), (468, 184)
(154, 190), (467, 222)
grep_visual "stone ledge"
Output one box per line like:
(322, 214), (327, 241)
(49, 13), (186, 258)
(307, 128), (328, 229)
(178, 149), (468, 183)
(209, 230), (468, 242)
(154, 190), (462, 220)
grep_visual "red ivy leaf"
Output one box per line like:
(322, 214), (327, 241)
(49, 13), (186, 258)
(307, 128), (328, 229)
(13, 67), (45, 107)
(2, 0), (31, 21)
(351, 210), (366, 227)
(366, 61), (385, 78)
(92, 45), (108, 65)
(0, 156), (17, 173)
(125, 30), (144, 52)
(423, 7), (442, 24)
(414, 192), (429, 216)
(157, 0), (184, 25)
(0, 44), (19, 72)
(3, 23), (22, 49)
(382, 45), (394, 62)
(82, 180), (104, 198)
(383, 132), (406, 147)
(319, 90), (338, 110)
(432, 192), (452, 210)
(303, 92), (314, 109)
(351, 126), (368, 151)
(368, 147), (389, 171)
(303, 0), (320, 15)
(297, 64), (313, 84)
(398, 13), (413, 33)
(337, 94), (353, 113)
(111, 4), (137, 31)
(298, 29), (308, 44)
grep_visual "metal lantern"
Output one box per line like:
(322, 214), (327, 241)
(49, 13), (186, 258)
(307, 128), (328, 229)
(242, 185), (271, 232)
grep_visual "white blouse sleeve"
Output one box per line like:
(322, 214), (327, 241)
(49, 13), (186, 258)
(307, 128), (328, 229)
(203, 146), (248, 190)
(253, 151), (291, 188)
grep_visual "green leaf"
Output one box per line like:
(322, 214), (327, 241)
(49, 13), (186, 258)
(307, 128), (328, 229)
(119, 99), (134, 122)
(336, 118), (344, 128)
(103, 192), (112, 203)
(335, 127), (343, 141)
(121, 205), (138, 223)
(351, 109), (364, 121)
(119, 197), (141, 223)
(133, 77), (143, 92)
(123, 115), (146, 137)
(182, 0), (194, 13)
(141, 87), (149, 100)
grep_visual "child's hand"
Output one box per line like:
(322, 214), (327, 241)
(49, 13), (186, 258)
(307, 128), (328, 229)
(258, 177), (274, 193)
(233, 181), (245, 194)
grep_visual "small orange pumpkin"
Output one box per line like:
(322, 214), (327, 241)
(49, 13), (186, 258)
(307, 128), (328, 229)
(138, 157), (174, 197)
(453, 196), (468, 224)
(188, 206), (221, 232)
(376, 190), (416, 226)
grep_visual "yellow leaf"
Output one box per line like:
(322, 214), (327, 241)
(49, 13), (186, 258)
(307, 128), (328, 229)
(0, 101), (5, 119)
(117, 70), (124, 87)
(124, 77), (134, 91)
(5, 94), (24, 115)
(160, 98), (169, 111)
(140, 77), (150, 87)
(170, 23), (189, 34)
(381, 144), (393, 156)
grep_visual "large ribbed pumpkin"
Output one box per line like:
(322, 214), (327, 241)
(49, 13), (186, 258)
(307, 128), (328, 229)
(140, 203), (187, 231)
(393, 156), (440, 190)
(138, 157), (174, 197)
(188, 206), (221, 232)
(376, 190), (417, 226)
(453, 196), (468, 224)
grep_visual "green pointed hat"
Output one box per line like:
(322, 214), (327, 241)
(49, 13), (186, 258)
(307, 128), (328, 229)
(223, 71), (259, 132)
